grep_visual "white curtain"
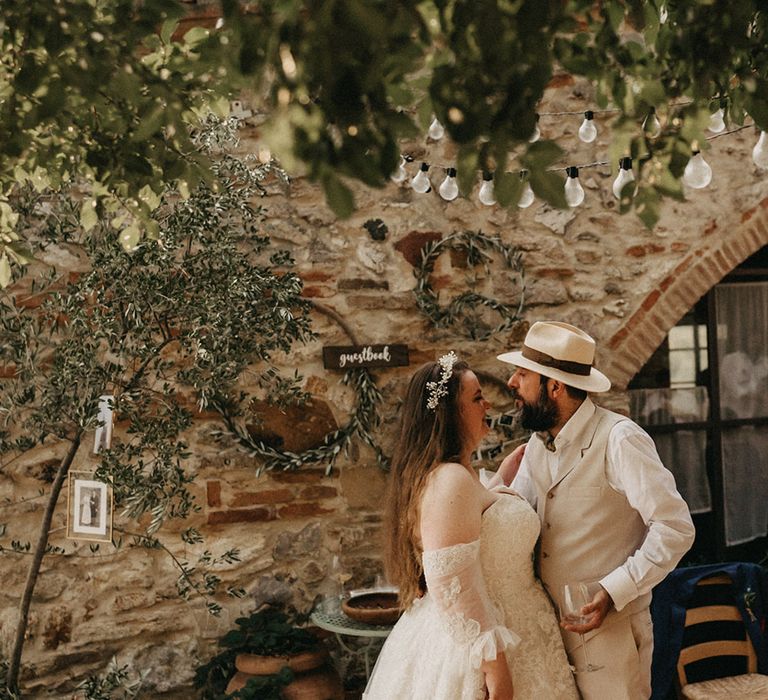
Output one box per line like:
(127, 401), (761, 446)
(629, 387), (711, 514)
(715, 282), (768, 545)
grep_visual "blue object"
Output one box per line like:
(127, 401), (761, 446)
(650, 562), (768, 700)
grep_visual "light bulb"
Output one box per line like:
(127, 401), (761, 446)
(529, 113), (541, 143)
(411, 162), (431, 193)
(643, 108), (661, 138)
(518, 180), (535, 209)
(564, 167), (585, 207)
(390, 156), (407, 184)
(613, 157), (635, 199)
(707, 108), (726, 134)
(578, 111), (598, 143)
(438, 167), (459, 201)
(478, 171), (496, 206)
(683, 151), (712, 189)
(428, 117), (445, 140)
(752, 131), (768, 169)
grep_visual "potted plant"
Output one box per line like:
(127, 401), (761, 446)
(194, 606), (343, 700)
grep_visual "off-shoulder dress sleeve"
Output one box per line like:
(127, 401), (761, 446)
(423, 539), (521, 669)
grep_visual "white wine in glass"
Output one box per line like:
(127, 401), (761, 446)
(559, 582), (604, 673)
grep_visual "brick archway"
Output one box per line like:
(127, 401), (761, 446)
(604, 197), (768, 389)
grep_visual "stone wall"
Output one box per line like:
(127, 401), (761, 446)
(2, 74), (768, 697)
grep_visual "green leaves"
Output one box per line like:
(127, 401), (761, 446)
(745, 84), (768, 130)
(220, 608), (319, 656)
(633, 185), (661, 230)
(522, 140), (564, 169)
(529, 169), (568, 210)
(0, 116), (314, 536)
(0, 0), (233, 274)
(456, 145), (480, 197)
(2, 0), (768, 242)
(0, 255), (11, 289)
(74, 657), (142, 700)
(519, 140), (567, 209)
(493, 171), (523, 207)
(320, 170), (355, 219)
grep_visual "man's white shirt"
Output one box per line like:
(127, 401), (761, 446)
(507, 398), (695, 612)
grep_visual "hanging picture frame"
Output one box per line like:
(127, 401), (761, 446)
(93, 394), (115, 454)
(67, 471), (113, 542)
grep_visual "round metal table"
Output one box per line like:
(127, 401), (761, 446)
(310, 597), (393, 679)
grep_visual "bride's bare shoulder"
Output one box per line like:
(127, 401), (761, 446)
(422, 462), (479, 503)
(426, 461), (473, 487)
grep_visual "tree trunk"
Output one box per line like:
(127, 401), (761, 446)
(6, 431), (83, 694)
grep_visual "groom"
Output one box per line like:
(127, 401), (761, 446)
(495, 321), (695, 700)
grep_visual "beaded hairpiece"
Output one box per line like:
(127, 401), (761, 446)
(426, 351), (459, 411)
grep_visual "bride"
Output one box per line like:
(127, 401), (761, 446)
(364, 353), (578, 699)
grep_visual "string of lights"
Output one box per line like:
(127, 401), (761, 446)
(394, 110), (765, 209)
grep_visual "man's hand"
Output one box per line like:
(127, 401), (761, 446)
(560, 587), (613, 634)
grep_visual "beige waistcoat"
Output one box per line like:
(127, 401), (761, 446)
(528, 405), (650, 631)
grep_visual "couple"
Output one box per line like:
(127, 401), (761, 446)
(364, 321), (695, 699)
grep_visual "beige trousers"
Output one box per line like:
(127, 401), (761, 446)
(561, 608), (653, 700)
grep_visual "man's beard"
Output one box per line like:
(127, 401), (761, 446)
(518, 382), (558, 432)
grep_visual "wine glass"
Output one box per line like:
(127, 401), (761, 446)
(559, 582), (604, 673)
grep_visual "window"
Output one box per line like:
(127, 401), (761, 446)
(668, 323), (707, 388)
(628, 246), (768, 563)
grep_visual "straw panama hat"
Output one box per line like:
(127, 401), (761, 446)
(497, 321), (611, 393)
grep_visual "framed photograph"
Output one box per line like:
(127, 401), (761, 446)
(93, 394), (115, 454)
(67, 471), (113, 542)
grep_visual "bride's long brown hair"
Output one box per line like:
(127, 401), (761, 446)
(384, 358), (468, 608)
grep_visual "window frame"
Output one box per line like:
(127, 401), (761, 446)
(630, 259), (768, 563)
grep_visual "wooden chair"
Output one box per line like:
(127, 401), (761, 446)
(676, 574), (768, 699)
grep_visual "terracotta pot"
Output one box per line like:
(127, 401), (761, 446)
(226, 656), (344, 699)
(282, 666), (344, 700)
(235, 647), (328, 675)
(225, 671), (252, 695)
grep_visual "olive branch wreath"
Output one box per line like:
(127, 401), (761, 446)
(414, 230), (525, 341)
(215, 302), (388, 475)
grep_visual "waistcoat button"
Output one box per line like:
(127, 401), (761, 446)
(547, 492), (555, 499)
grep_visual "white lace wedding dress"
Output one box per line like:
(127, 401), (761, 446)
(363, 492), (578, 699)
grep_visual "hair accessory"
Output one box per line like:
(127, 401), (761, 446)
(426, 351), (458, 410)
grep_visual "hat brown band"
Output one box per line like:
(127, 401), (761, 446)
(521, 345), (592, 376)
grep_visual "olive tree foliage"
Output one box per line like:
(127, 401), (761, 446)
(3, 0), (768, 281)
(0, 116), (311, 695)
(0, 0), (231, 286)
(223, 0), (768, 226)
